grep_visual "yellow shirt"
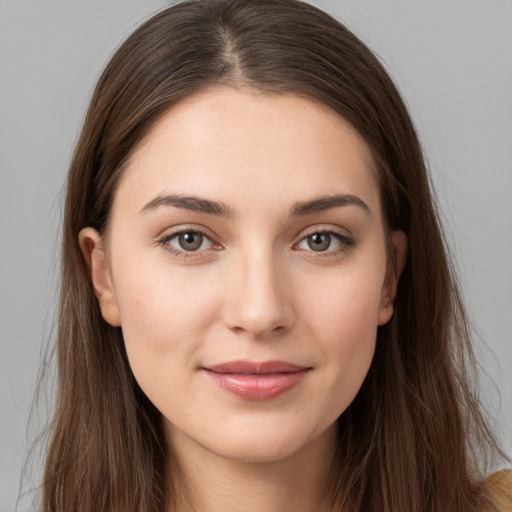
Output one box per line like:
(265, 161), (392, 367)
(488, 470), (512, 511)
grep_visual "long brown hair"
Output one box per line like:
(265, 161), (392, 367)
(42, 0), (503, 510)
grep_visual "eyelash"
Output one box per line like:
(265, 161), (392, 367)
(157, 226), (219, 260)
(157, 227), (355, 259)
(295, 229), (356, 256)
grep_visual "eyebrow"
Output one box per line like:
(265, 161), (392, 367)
(140, 192), (370, 218)
(140, 194), (235, 217)
(289, 194), (371, 216)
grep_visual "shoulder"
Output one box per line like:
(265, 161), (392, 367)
(486, 470), (512, 511)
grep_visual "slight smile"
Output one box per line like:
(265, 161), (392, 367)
(202, 360), (312, 401)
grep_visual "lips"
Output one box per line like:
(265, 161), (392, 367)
(202, 360), (311, 400)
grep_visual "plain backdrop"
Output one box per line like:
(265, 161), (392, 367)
(1, 1), (511, 510)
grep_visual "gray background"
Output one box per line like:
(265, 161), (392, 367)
(1, 0), (511, 510)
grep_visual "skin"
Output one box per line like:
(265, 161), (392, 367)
(80, 87), (407, 512)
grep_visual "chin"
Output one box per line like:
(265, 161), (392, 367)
(205, 439), (307, 464)
(197, 418), (336, 465)
(228, 436), (304, 462)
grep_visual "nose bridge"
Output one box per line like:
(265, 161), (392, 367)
(223, 243), (293, 338)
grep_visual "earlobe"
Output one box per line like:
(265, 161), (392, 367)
(377, 230), (408, 326)
(78, 227), (121, 327)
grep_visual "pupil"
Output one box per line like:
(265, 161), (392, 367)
(308, 233), (330, 251)
(179, 232), (202, 251)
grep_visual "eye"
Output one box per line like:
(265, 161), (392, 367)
(296, 230), (354, 253)
(159, 230), (214, 253)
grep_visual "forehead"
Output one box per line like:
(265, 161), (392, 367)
(113, 87), (380, 218)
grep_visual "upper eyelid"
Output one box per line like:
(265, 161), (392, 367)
(296, 225), (352, 241)
(158, 224), (218, 242)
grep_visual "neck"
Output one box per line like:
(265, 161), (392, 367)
(166, 424), (338, 512)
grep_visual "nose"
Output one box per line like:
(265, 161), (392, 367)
(222, 249), (295, 339)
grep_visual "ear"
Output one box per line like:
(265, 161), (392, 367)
(377, 230), (408, 326)
(79, 227), (121, 327)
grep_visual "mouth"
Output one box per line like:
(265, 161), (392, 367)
(202, 360), (311, 400)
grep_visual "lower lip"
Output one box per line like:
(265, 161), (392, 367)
(203, 369), (310, 400)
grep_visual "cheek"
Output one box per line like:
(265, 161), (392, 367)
(112, 262), (222, 385)
(302, 258), (385, 341)
(299, 262), (385, 405)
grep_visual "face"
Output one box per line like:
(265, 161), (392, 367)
(80, 88), (406, 464)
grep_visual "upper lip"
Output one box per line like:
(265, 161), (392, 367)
(203, 360), (310, 374)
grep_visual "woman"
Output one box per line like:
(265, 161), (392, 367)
(41, 0), (509, 510)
